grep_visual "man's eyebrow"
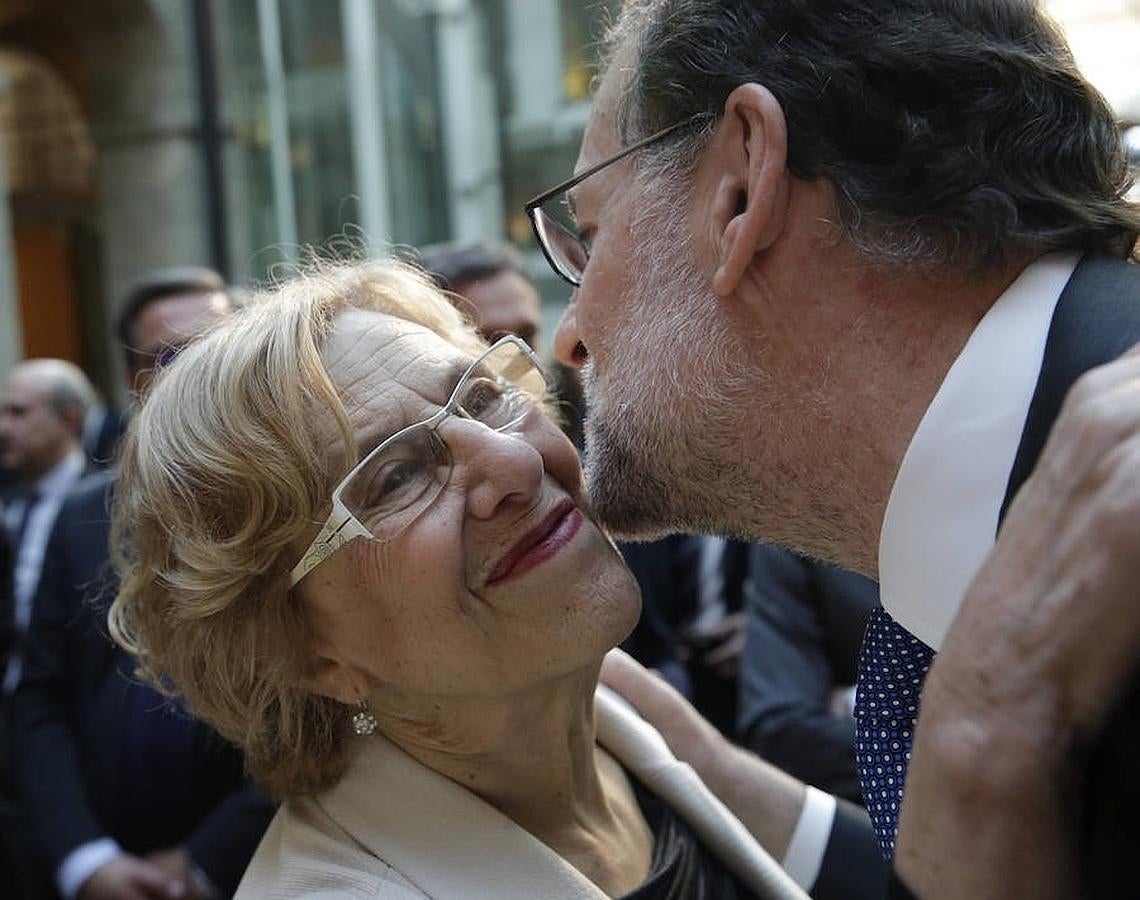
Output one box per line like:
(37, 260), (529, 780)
(566, 187), (579, 222)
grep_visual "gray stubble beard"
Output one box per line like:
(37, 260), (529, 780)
(578, 172), (755, 541)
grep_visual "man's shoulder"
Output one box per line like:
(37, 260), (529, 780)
(60, 470), (117, 518)
(1069, 254), (1140, 301)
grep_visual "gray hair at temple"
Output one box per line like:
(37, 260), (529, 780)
(608, 0), (1140, 272)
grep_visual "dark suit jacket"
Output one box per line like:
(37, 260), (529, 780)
(10, 472), (274, 896)
(865, 255), (1140, 897)
(738, 546), (878, 804)
(0, 523), (12, 674)
(82, 406), (129, 470)
(996, 255), (1140, 898)
(619, 536), (750, 737)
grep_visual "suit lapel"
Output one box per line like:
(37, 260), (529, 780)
(999, 254), (1140, 522)
(994, 254), (1140, 898)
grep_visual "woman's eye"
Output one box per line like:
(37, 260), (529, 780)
(349, 455), (426, 517)
(375, 459), (421, 499)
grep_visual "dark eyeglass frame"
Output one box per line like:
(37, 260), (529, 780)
(525, 114), (711, 287)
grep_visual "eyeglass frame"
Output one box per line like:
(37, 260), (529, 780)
(289, 334), (550, 587)
(525, 113), (713, 287)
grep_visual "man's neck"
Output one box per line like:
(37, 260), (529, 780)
(732, 223), (1035, 576)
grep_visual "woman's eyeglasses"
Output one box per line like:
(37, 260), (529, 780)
(289, 335), (550, 587)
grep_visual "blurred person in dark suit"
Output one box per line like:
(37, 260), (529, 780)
(80, 401), (128, 471)
(0, 359), (96, 692)
(621, 535), (750, 739)
(10, 268), (274, 900)
(1, 519), (14, 679)
(0, 521), (21, 896)
(738, 546), (878, 804)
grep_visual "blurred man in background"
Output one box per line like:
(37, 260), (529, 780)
(416, 240), (542, 348)
(0, 359), (95, 691)
(10, 267), (274, 900)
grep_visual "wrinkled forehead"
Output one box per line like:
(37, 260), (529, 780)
(321, 309), (471, 453)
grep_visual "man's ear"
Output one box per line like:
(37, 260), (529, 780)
(60, 404), (86, 440)
(709, 83), (790, 297)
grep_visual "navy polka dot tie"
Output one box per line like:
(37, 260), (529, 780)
(853, 605), (935, 859)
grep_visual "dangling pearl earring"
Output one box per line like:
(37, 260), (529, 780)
(351, 701), (377, 736)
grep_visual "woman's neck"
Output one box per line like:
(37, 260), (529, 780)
(374, 663), (652, 894)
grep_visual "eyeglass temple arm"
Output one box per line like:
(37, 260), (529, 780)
(288, 496), (371, 587)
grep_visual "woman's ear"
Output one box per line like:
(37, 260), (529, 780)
(302, 651), (367, 706)
(709, 83), (791, 297)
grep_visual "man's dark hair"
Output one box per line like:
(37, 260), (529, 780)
(414, 241), (529, 292)
(116, 267), (226, 366)
(612, 0), (1140, 272)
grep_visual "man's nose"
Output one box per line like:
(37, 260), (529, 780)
(553, 297), (587, 370)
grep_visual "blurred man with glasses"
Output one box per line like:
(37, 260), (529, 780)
(529, 2), (1140, 897)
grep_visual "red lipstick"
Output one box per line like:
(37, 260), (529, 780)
(487, 500), (581, 585)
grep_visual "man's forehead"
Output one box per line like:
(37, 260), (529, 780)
(460, 271), (539, 317)
(3, 371), (49, 404)
(575, 87), (623, 176)
(135, 290), (230, 349)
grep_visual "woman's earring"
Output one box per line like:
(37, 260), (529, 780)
(351, 701), (377, 736)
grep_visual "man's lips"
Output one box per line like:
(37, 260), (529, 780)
(486, 499), (581, 585)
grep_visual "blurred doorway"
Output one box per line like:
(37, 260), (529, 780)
(0, 46), (96, 366)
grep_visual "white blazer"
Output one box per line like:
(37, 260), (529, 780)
(237, 685), (809, 899)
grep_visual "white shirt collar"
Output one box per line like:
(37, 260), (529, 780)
(878, 252), (1080, 650)
(33, 447), (86, 499)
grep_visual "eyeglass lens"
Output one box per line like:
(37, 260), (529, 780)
(339, 340), (545, 538)
(531, 202), (589, 286)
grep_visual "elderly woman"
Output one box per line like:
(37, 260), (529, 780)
(109, 261), (878, 899)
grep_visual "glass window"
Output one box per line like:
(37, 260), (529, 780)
(493, 0), (618, 310)
(373, 0), (449, 247)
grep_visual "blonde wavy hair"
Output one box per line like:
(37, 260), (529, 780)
(109, 259), (487, 797)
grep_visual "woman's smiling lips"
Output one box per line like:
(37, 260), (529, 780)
(486, 499), (582, 585)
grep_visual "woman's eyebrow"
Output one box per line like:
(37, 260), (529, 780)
(351, 357), (475, 460)
(441, 358), (473, 393)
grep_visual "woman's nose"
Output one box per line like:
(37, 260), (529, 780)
(445, 418), (545, 519)
(553, 297), (588, 369)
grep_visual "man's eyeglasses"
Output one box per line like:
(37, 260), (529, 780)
(128, 342), (189, 372)
(289, 335), (550, 587)
(526, 115), (710, 287)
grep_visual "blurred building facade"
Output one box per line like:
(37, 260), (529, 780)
(0, 0), (1135, 397)
(0, 0), (616, 396)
